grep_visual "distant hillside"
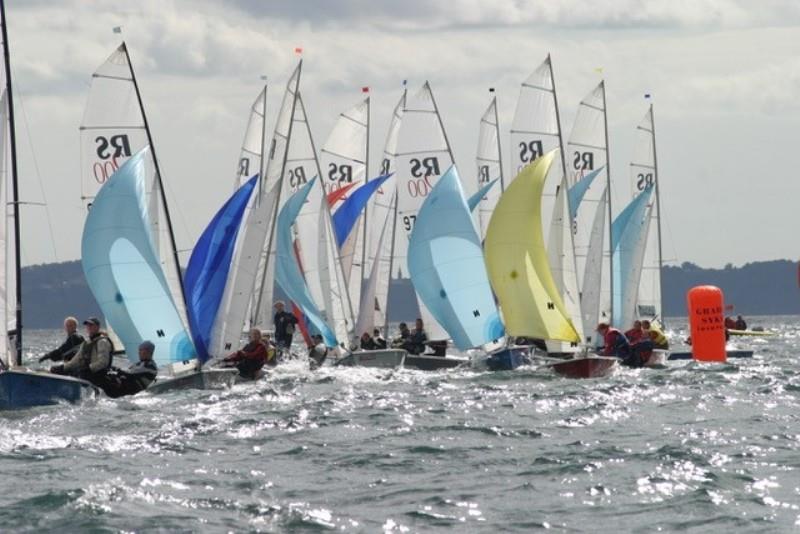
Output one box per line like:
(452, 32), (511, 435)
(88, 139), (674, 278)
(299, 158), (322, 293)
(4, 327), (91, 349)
(16, 259), (800, 329)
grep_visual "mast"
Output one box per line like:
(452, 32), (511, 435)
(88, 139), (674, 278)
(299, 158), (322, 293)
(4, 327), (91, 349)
(257, 81), (268, 200)
(253, 61), (302, 326)
(601, 80), (613, 321)
(426, 82), (455, 163)
(120, 41), (186, 306)
(360, 95), (371, 287)
(0, 0), (22, 365)
(491, 92), (505, 191)
(547, 54), (569, 187)
(649, 103), (665, 327)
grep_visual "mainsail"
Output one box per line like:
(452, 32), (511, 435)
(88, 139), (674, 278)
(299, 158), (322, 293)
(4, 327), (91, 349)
(484, 150), (579, 343)
(81, 148), (195, 367)
(630, 105), (663, 322)
(233, 86), (267, 191)
(408, 165), (504, 350)
(389, 82), (454, 341)
(0, 89), (13, 365)
(475, 95), (504, 238)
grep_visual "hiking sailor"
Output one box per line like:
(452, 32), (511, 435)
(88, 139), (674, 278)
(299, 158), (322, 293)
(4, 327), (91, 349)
(39, 316), (84, 363)
(100, 340), (158, 398)
(222, 327), (269, 379)
(50, 317), (113, 385)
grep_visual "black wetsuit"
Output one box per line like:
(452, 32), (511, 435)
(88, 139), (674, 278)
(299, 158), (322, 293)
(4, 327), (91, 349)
(39, 332), (85, 362)
(100, 360), (158, 398)
(274, 311), (298, 348)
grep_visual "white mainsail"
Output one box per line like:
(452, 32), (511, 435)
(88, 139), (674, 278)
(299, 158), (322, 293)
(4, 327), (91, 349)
(565, 81), (612, 342)
(0, 89), (12, 364)
(475, 95), (504, 238)
(630, 105), (663, 322)
(234, 86), (267, 191)
(390, 82), (454, 341)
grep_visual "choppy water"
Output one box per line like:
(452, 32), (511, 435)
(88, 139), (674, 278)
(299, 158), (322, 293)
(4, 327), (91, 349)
(1, 316), (799, 532)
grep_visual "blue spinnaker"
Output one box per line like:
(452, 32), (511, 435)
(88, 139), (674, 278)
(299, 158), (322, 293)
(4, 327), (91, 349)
(81, 147), (195, 366)
(567, 166), (604, 221)
(611, 185), (654, 328)
(408, 165), (505, 350)
(332, 173), (392, 248)
(467, 178), (500, 213)
(185, 175), (258, 363)
(275, 178), (338, 347)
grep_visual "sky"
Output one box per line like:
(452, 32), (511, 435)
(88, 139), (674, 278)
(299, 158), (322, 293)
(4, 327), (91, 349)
(3, 0), (800, 269)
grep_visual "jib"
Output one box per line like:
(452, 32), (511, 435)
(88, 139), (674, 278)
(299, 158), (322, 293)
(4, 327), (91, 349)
(410, 157), (440, 178)
(95, 135), (131, 160)
(328, 163), (353, 183)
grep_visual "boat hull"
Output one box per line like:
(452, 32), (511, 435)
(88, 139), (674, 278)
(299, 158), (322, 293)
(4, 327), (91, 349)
(485, 346), (532, 371)
(0, 369), (97, 410)
(404, 354), (468, 371)
(643, 349), (669, 367)
(546, 355), (618, 379)
(146, 368), (238, 394)
(337, 349), (407, 369)
(668, 350), (754, 361)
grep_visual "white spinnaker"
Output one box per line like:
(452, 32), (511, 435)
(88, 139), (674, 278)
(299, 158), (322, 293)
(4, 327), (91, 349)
(80, 44), (188, 340)
(630, 106), (662, 321)
(392, 82), (453, 341)
(0, 90), (11, 364)
(319, 97), (369, 318)
(251, 63), (302, 329)
(546, 174), (584, 352)
(510, 56), (563, 232)
(565, 81), (611, 336)
(582, 187), (610, 345)
(234, 86), (266, 191)
(475, 96), (503, 239)
(369, 91), (405, 334)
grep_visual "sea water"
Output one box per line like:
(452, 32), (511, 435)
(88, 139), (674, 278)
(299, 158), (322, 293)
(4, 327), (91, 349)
(1, 316), (798, 532)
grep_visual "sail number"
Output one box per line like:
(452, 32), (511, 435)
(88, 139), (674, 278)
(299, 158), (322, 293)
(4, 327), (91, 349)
(92, 157), (121, 185)
(407, 176), (434, 198)
(636, 172), (655, 191)
(402, 215), (417, 231)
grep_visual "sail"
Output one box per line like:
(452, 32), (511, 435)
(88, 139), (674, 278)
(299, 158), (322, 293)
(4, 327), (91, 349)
(547, 174), (584, 349)
(565, 81), (612, 332)
(319, 97), (370, 308)
(250, 63), (302, 328)
(0, 89), (10, 364)
(234, 87), (266, 191)
(332, 174), (391, 248)
(81, 148), (195, 367)
(475, 97), (504, 238)
(185, 175), (258, 363)
(392, 82), (454, 340)
(468, 178), (500, 213)
(484, 149), (579, 343)
(630, 106), (662, 321)
(611, 186), (654, 330)
(408, 166), (504, 350)
(509, 56), (563, 231)
(275, 178), (338, 347)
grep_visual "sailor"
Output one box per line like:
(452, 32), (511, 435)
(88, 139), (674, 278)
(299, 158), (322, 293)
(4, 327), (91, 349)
(391, 322), (411, 348)
(624, 320), (644, 345)
(273, 301), (298, 349)
(403, 318), (428, 355)
(596, 322), (632, 360)
(641, 320), (669, 350)
(223, 327), (269, 379)
(360, 331), (379, 350)
(309, 334), (328, 370)
(373, 328), (387, 349)
(99, 340), (158, 398)
(261, 332), (278, 367)
(52, 317), (113, 385)
(39, 316), (85, 363)
(735, 315), (747, 330)
(724, 316), (736, 329)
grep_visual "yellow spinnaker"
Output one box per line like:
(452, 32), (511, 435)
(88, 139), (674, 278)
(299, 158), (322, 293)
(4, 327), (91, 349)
(484, 149), (580, 343)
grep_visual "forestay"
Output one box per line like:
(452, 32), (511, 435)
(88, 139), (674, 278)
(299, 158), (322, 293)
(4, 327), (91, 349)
(391, 82), (454, 341)
(81, 148), (195, 367)
(484, 150), (580, 343)
(408, 165), (504, 350)
(475, 96), (504, 238)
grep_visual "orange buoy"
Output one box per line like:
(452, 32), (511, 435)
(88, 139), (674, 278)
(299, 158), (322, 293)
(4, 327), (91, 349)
(687, 285), (727, 362)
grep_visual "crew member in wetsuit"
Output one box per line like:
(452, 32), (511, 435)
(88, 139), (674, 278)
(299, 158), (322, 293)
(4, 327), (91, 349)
(309, 334), (328, 370)
(624, 320), (644, 345)
(273, 301), (298, 350)
(360, 331), (379, 350)
(403, 318), (428, 355)
(39, 316), (84, 364)
(373, 328), (387, 349)
(100, 340), (158, 398)
(596, 322), (637, 366)
(641, 320), (669, 350)
(261, 332), (278, 367)
(223, 327), (269, 379)
(735, 315), (747, 330)
(391, 322), (411, 348)
(52, 317), (113, 386)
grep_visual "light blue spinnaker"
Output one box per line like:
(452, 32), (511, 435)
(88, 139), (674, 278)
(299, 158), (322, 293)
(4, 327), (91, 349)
(567, 166), (604, 221)
(81, 148), (195, 366)
(185, 175), (258, 363)
(275, 178), (338, 348)
(611, 185), (654, 328)
(467, 178), (500, 213)
(332, 173), (392, 248)
(408, 165), (505, 350)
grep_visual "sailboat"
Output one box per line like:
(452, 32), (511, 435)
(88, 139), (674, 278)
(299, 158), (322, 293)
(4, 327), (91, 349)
(0, 1), (96, 409)
(484, 150), (617, 378)
(79, 42), (236, 391)
(474, 91), (504, 239)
